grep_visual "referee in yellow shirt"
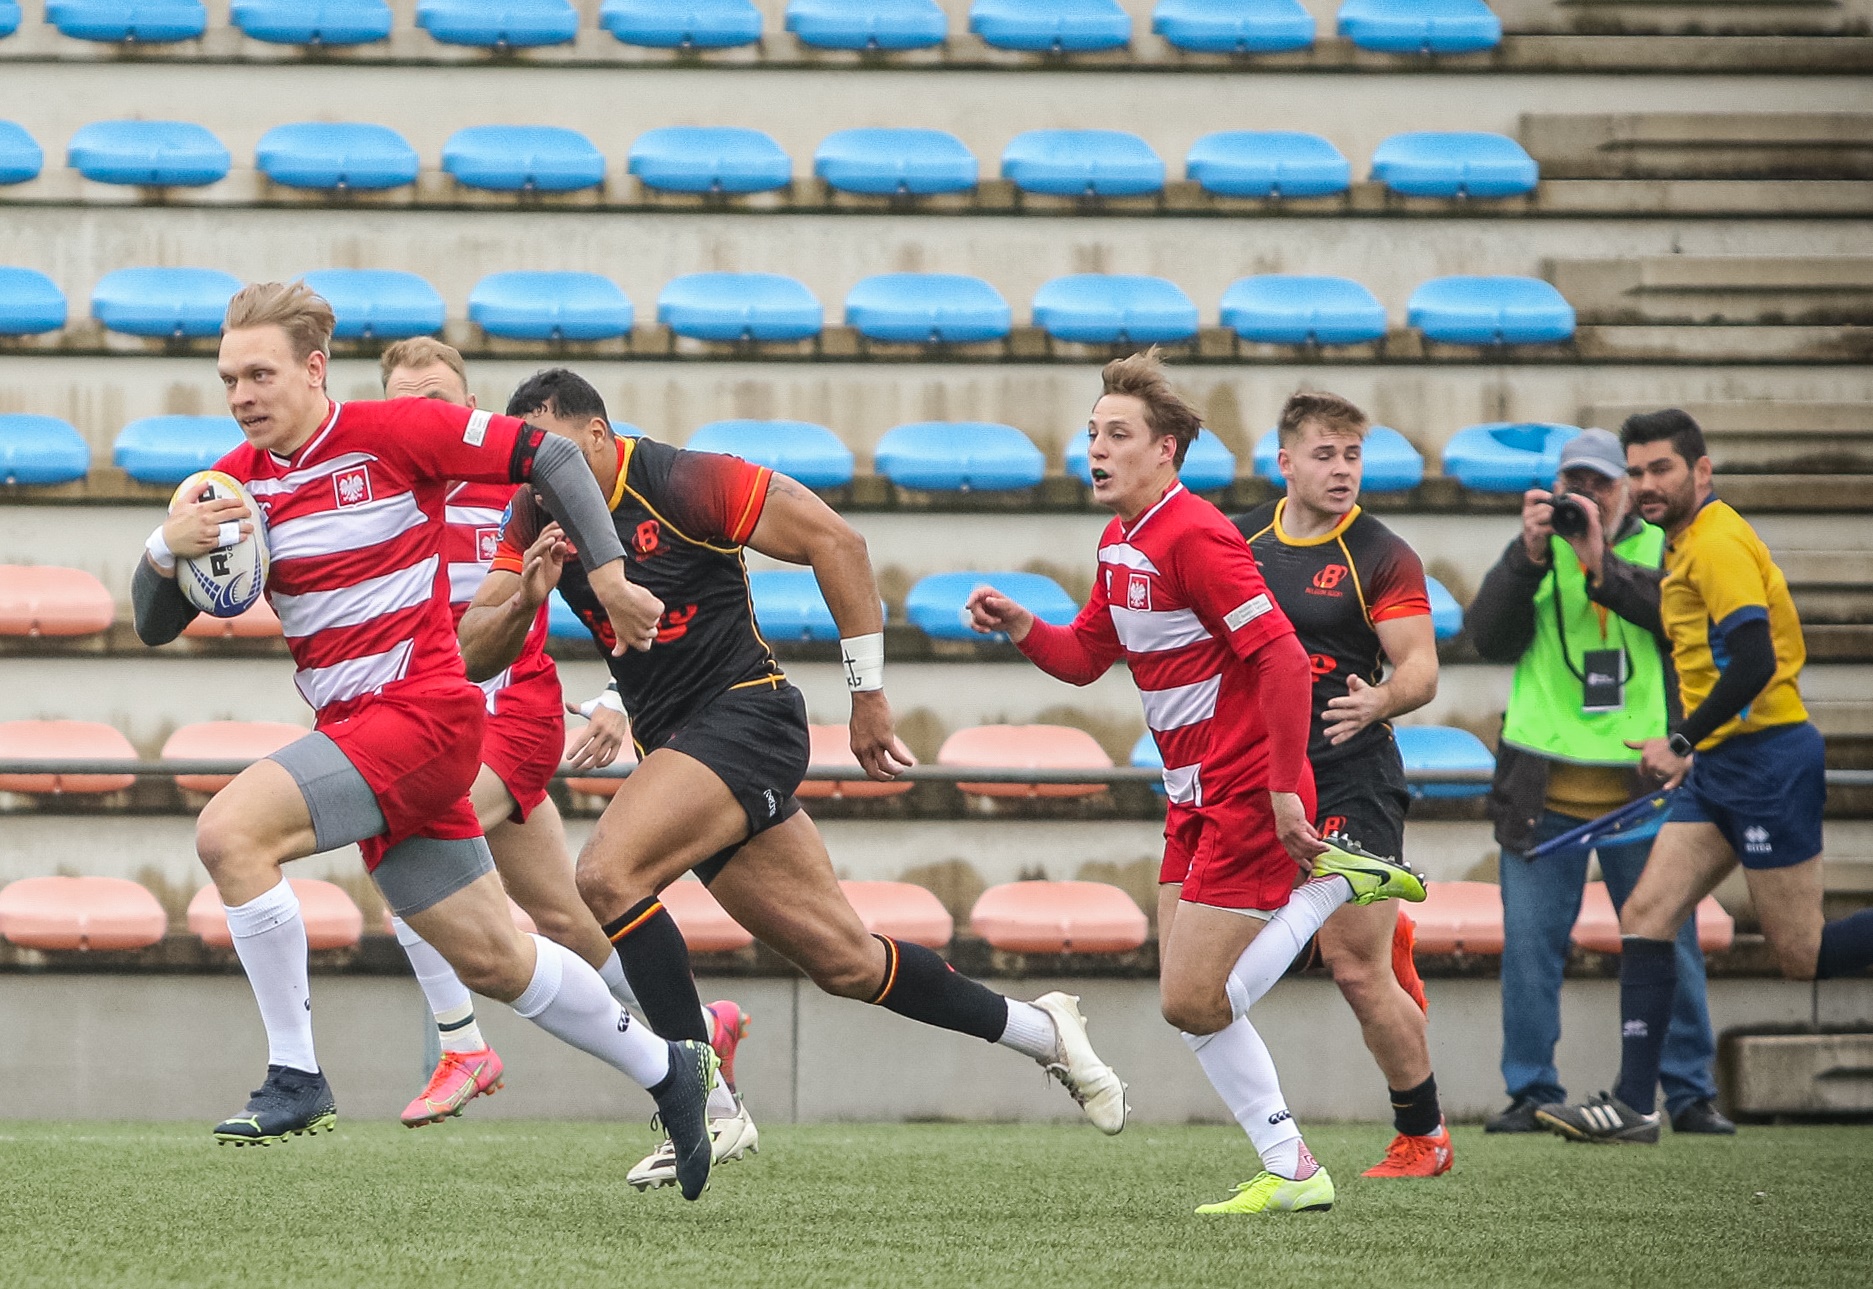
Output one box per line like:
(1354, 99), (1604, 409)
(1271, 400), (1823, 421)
(1539, 409), (1873, 1144)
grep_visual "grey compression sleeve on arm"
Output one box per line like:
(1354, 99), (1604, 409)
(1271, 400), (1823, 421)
(131, 556), (200, 646)
(528, 433), (627, 572)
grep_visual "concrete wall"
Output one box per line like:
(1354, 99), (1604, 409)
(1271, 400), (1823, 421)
(4, 971), (1871, 1123)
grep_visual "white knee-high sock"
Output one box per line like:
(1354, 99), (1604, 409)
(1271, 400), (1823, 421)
(392, 916), (485, 1054)
(1222, 876), (1352, 1018)
(1184, 1019), (1316, 1180)
(511, 936), (672, 1090)
(224, 877), (318, 1074)
(598, 948), (640, 1009)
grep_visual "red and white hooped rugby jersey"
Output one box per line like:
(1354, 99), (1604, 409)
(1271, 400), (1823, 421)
(213, 397), (535, 721)
(1017, 484), (1303, 808)
(443, 480), (555, 712)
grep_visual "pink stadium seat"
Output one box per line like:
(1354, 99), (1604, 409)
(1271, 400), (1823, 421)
(970, 880), (1148, 953)
(0, 565), (114, 637)
(938, 724), (1113, 799)
(161, 720), (307, 792)
(188, 879), (362, 950)
(0, 720), (138, 794)
(1410, 881), (1505, 954)
(659, 879), (753, 952)
(181, 597), (281, 639)
(1572, 881), (1736, 954)
(379, 897), (536, 937)
(0, 876), (167, 950)
(840, 880), (954, 947)
(563, 722), (630, 798)
(797, 724), (914, 799)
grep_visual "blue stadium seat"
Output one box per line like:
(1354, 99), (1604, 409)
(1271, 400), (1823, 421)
(113, 416), (243, 484)
(0, 416), (90, 486)
(1441, 422), (1580, 492)
(749, 570), (840, 641)
(91, 268), (240, 338)
(1002, 130), (1164, 197)
(0, 268), (65, 334)
(1152, 0), (1312, 52)
(629, 127), (791, 195)
(685, 420), (855, 489)
(47, 1), (206, 43)
(1129, 731), (1161, 769)
(256, 123), (418, 191)
(1068, 427), (1236, 491)
(1221, 275), (1386, 346)
(67, 121), (229, 187)
(1394, 725), (1493, 799)
(442, 126), (605, 193)
(0, 122), (42, 185)
(1186, 131), (1347, 199)
(547, 589), (582, 639)
(612, 421), (645, 438)
(1409, 276), (1575, 345)
(658, 273), (823, 342)
(1032, 275), (1197, 345)
(1251, 424), (1424, 491)
(970, 0), (1129, 51)
(231, 1), (393, 45)
(1337, 0), (1501, 54)
(846, 275), (1011, 345)
(787, 0), (945, 50)
(815, 129), (977, 196)
(469, 272), (632, 341)
(875, 422), (1045, 492)
(602, 0), (762, 48)
(416, 0), (578, 47)
(1371, 132), (1538, 199)
(0, 3), (18, 38)
(1426, 575), (1462, 641)
(299, 269), (445, 340)
(906, 571), (1077, 641)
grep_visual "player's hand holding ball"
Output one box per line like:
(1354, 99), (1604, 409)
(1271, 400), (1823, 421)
(162, 481), (253, 562)
(964, 586), (1034, 643)
(158, 470), (269, 618)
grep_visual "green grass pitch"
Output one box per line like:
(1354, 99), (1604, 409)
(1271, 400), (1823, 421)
(3, 1120), (1870, 1288)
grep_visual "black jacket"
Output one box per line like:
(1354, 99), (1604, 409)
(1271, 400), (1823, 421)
(1466, 518), (1679, 853)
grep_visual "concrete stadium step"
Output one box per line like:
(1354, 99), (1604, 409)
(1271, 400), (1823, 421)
(1581, 399), (1873, 472)
(1548, 255), (1873, 325)
(1499, 0), (1871, 37)
(1522, 111), (1873, 180)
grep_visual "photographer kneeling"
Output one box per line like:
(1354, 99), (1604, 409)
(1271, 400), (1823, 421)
(1467, 429), (1731, 1136)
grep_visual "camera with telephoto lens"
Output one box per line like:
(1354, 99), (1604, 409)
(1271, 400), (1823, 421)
(1549, 492), (1593, 540)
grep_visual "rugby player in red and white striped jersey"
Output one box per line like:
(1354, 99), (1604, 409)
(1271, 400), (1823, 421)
(966, 350), (1427, 1216)
(130, 283), (718, 1197)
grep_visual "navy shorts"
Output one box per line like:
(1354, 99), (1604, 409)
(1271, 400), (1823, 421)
(1669, 721), (1825, 869)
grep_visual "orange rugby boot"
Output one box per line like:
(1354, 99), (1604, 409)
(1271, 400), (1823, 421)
(1392, 911), (1428, 1015)
(400, 1047), (504, 1127)
(705, 999), (750, 1092)
(1362, 1119), (1454, 1178)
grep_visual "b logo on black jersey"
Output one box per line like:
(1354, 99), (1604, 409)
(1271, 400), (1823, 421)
(1312, 564), (1348, 592)
(633, 520), (662, 558)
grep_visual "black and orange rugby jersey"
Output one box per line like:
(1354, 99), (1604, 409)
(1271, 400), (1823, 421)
(495, 435), (784, 751)
(1233, 499), (1431, 768)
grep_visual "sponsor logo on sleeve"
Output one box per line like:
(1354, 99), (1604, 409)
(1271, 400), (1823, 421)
(463, 408), (492, 447)
(1224, 593), (1273, 632)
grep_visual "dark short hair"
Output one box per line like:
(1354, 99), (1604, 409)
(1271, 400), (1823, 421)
(506, 367), (610, 426)
(1277, 390), (1369, 446)
(1100, 347), (1202, 467)
(1619, 408), (1707, 467)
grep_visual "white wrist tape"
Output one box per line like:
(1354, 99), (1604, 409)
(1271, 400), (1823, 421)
(144, 526), (176, 573)
(215, 521), (242, 550)
(578, 688), (626, 719)
(840, 632), (885, 692)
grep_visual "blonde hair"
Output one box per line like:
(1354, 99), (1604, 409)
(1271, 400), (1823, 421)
(1276, 390), (1369, 446)
(379, 336), (467, 391)
(1099, 347), (1202, 466)
(223, 281), (335, 363)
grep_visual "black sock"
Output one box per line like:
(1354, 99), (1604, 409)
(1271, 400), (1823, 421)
(604, 897), (708, 1044)
(1817, 909), (1873, 979)
(1389, 1074), (1442, 1137)
(867, 935), (1008, 1042)
(1612, 937), (1677, 1114)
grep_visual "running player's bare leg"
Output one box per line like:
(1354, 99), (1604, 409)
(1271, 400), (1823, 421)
(1317, 901), (1431, 1089)
(470, 767), (615, 970)
(195, 759), (320, 905)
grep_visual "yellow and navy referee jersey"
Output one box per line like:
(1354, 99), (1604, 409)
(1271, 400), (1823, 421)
(1661, 496), (1808, 749)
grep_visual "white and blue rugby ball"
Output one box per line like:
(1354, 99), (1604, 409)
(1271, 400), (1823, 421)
(170, 470), (270, 618)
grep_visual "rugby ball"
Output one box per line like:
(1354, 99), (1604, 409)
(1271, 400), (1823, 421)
(170, 470), (270, 618)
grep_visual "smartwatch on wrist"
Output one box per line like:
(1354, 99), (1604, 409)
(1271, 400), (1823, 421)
(1667, 732), (1694, 759)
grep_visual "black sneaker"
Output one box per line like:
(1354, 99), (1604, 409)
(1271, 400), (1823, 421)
(214, 1065), (337, 1146)
(648, 1039), (720, 1201)
(1484, 1096), (1544, 1134)
(1535, 1091), (1660, 1145)
(1671, 1099), (1737, 1135)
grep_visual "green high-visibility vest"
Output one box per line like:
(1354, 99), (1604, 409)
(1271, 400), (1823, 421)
(1500, 524), (1668, 765)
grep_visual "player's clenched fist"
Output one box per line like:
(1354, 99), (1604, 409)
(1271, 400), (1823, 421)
(964, 585), (1035, 643)
(587, 560), (664, 653)
(161, 493), (252, 562)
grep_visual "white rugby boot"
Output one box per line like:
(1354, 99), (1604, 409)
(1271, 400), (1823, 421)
(1031, 991), (1129, 1135)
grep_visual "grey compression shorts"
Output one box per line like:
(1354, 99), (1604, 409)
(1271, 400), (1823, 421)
(267, 732), (494, 918)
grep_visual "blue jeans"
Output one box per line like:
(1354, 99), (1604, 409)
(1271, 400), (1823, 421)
(1499, 809), (1719, 1116)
